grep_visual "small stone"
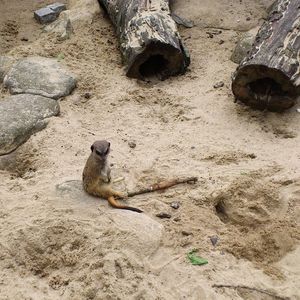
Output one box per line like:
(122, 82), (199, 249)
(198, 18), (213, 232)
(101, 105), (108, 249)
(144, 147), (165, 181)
(171, 13), (194, 28)
(128, 141), (136, 149)
(206, 32), (214, 38)
(20, 37), (29, 42)
(248, 153), (256, 159)
(182, 231), (192, 236)
(246, 16), (251, 21)
(83, 92), (92, 99)
(34, 3), (66, 24)
(34, 7), (58, 24)
(297, 108), (300, 113)
(170, 202), (180, 209)
(213, 81), (224, 89)
(210, 235), (219, 246)
(218, 40), (224, 45)
(156, 212), (171, 219)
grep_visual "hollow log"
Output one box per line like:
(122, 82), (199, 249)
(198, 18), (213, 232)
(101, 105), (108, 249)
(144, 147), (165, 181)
(98, 0), (190, 79)
(232, 0), (300, 111)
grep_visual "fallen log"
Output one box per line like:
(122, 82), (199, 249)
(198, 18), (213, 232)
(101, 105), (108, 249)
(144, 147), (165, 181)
(98, 0), (190, 79)
(232, 0), (300, 111)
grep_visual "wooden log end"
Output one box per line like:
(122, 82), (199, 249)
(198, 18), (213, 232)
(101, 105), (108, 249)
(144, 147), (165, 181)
(232, 65), (298, 112)
(126, 41), (190, 80)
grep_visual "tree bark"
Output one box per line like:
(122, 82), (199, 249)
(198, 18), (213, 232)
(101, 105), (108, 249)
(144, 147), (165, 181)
(232, 0), (300, 111)
(98, 0), (190, 79)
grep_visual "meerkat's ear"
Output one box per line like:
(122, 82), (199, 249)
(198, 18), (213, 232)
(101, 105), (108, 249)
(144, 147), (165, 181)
(91, 145), (94, 152)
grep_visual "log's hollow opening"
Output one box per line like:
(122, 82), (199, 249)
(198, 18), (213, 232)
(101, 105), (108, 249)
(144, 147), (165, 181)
(248, 78), (287, 98)
(244, 77), (296, 111)
(139, 55), (169, 78)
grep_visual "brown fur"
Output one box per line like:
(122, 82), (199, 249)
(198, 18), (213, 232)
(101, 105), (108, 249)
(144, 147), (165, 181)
(82, 140), (142, 213)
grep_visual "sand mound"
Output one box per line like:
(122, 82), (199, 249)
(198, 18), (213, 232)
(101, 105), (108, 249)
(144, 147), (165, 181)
(0, 0), (299, 298)
(212, 171), (300, 271)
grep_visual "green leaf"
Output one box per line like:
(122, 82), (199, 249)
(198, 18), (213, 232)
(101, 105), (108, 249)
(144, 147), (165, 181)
(187, 249), (208, 265)
(57, 53), (65, 61)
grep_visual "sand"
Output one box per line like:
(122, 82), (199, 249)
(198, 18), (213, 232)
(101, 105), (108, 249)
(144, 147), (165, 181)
(0, 0), (299, 299)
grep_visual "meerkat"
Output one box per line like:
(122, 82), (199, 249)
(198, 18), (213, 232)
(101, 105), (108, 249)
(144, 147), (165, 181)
(82, 140), (142, 213)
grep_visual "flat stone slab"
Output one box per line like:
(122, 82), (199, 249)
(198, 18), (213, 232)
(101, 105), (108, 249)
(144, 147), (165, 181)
(56, 180), (163, 257)
(0, 94), (60, 155)
(4, 57), (76, 99)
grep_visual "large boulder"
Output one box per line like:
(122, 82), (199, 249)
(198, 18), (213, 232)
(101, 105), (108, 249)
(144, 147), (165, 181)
(0, 94), (59, 155)
(230, 27), (259, 64)
(4, 57), (76, 99)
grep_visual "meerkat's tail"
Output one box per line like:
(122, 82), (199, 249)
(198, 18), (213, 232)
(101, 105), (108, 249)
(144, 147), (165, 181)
(107, 196), (143, 213)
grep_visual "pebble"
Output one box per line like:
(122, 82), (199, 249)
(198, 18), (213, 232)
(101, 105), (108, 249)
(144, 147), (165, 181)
(156, 212), (171, 219)
(83, 92), (92, 99)
(128, 141), (136, 149)
(34, 3), (66, 24)
(182, 230), (192, 236)
(213, 81), (224, 89)
(170, 202), (180, 209)
(210, 235), (219, 246)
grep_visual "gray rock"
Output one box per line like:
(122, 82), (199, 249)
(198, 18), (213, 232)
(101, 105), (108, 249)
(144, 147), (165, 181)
(56, 180), (92, 203)
(0, 56), (15, 82)
(47, 3), (66, 14)
(171, 13), (194, 28)
(156, 212), (172, 219)
(170, 201), (180, 209)
(0, 94), (59, 155)
(34, 7), (58, 24)
(209, 235), (219, 246)
(34, 3), (66, 24)
(56, 179), (163, 257)
(230, 27), (259, 64)
(213, 81), (224, 89)
(128, 141), (136, 148)
(4, 57), (76, 99)
(44, 11), (73, 41)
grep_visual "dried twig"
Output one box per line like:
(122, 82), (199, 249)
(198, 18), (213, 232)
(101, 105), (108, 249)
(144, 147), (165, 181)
(212, 284), (289, 300)
(127, 177), (198, 198)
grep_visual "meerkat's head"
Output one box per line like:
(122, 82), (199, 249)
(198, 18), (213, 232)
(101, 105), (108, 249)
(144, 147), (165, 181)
(90, 140), (110, 162)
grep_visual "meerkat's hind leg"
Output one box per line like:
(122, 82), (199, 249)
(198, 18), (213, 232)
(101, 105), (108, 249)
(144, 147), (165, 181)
(100, 184), (127, 199)
(113, 190), (128, 199)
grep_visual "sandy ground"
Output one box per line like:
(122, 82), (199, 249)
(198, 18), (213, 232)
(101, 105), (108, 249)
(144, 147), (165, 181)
(0, 0), (299, 299)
